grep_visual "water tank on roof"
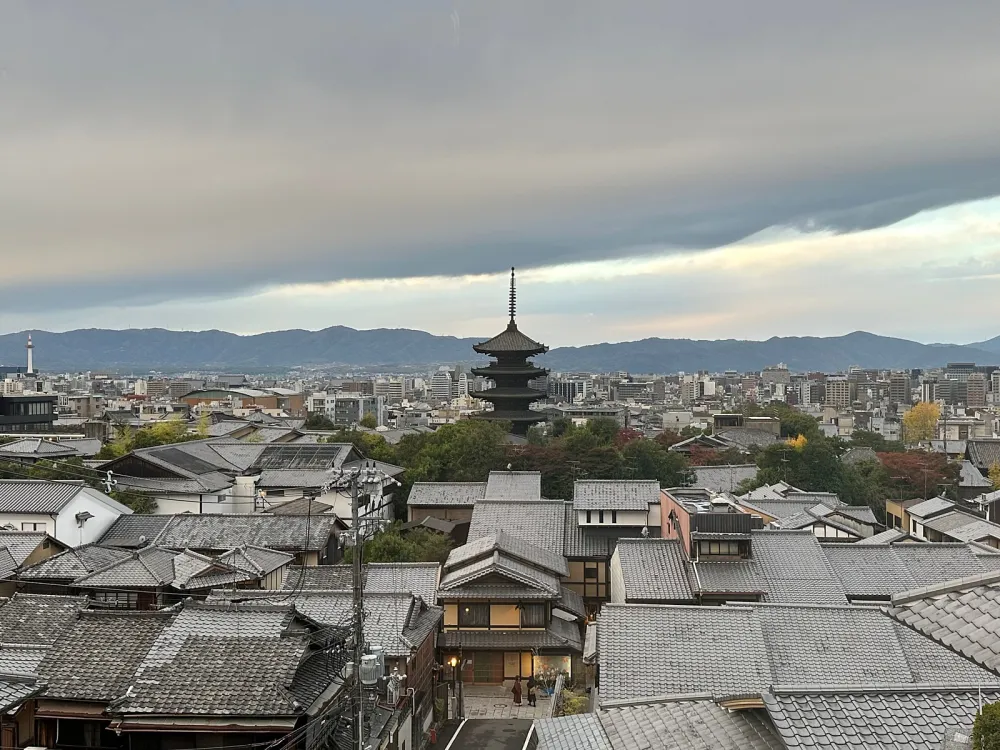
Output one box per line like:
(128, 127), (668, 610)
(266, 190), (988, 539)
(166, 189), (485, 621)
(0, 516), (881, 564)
(360, 655), (381, 686)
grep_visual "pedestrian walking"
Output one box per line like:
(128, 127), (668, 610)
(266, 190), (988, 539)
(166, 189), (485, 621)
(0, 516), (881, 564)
(526, 675), (537, 707)
(512, 676), (523, 706)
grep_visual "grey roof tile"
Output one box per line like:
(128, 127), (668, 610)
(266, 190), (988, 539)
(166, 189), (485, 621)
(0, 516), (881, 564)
(856, 528), (919, 545)
(597, 604), (773, 702)
(690, 465), (759, 494)
(0, 677), (43, 713)
(534, 712), (611, 750)
(572, 480), (659, 511)
(562, 503), (647, 559)
(0, 480), (84, 513)
(0, 593), (87, 645)
(764, 688), (1000, 750)
(98, 515), (175, 547)
(599, 700), (783, 750)
(692, 560), (768, 595)
(407, 481), (486, 507)
(751, 531), (847, 604)
(19, 544), (132, 580)
(155, 513), (338, 552)
(38, 611), (171, 701)
(440, 551), (562, 597)
(0, 645), (46, 676)
(283, 562), (439, 603)
(447, 530), (568, 578)
(440, 617), (581, 652)
(0, 531), (55, 568)
(484, 471), (542, 499)
(615, 539), (695, 602)
(908, 496), (955, 518)
(468, 500), (566, 556)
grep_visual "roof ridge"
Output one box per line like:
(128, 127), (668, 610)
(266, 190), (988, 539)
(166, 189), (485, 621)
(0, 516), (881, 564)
(769, 683), (1000, 696)
(890, 568), (1000, 605)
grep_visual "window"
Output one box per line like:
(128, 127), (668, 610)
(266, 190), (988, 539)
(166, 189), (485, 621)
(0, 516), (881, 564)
(599, 510), (605, 523)
(93, 591), (139, 609)
(699, 541), (743, 557)
(21, 522), (45, 532)
(611, 510), (617, 524)
(584, 566), (599, 579)
(586, 510), (592, 524)
(520, 604), (546, 627)
(458, 603), (490, 627)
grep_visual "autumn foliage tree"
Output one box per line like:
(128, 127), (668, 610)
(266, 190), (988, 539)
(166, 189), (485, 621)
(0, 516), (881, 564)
(902, 401), (941, 444)
(878, 450), (958, 499)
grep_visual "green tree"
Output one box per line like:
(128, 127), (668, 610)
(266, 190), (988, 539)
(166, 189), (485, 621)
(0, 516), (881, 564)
(621, 439), (694, 487)
(304, 412), (337, 430)
(990, 462), (1000, 491)
(359, 413), (378, 429)
(585, 418), (620, 445)
(346, 522), (454, 563)
(973, 701), (1000, 750)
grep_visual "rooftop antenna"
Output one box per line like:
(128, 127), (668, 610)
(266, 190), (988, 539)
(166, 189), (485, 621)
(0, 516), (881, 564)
(508, 267), (516, 324)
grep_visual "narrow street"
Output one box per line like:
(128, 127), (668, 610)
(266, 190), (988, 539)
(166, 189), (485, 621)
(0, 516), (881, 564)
(444, 719), (533, 750)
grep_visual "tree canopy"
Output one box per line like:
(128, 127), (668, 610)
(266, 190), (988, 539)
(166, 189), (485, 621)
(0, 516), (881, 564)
(902, 401), (940, 444)
(974, 701), (1000, 750)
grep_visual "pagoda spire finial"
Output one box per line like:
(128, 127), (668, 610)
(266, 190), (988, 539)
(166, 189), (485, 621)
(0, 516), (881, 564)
(509, 267), (516, 324)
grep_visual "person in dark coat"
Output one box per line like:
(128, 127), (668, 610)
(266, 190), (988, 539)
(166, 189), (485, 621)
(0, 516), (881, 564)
(526, 675), (537, 707)
(512, 676), (523, 706)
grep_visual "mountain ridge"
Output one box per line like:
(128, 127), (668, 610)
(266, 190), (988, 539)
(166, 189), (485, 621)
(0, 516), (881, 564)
(0, 327), (996, 373)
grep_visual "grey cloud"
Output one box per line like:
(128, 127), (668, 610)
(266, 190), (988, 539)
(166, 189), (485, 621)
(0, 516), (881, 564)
(2, 1), (1000, 315)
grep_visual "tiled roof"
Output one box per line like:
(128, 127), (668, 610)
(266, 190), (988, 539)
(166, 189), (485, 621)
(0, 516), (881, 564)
(484, 471), (542, 499)
(750, 531), (847, 604)
(0, 593), (88, 645)
(0, 645), (46, 676)
(690, 465), (759, 494)
(99, 515), (175, 547)
(821, 543), (988, 600)
(534, 712), (611, 750)
(572, 480), (659, 511)
(960, 460), (991, 488)
(448, 529), (568, 578)
(468, 500), (566, 557)
(738, 497), (833, 522)
(692, 560), (768, 595)
(716, 428), (780, 450)
(840, 446), (878, 465)
(440, 551), (562, 597)
(614, 539), (695, 602)
(0, 480), (84, 513)
(752, 603), (997, 687)
(967, 439), (1000, 469)
(764, 688), (1000, 750)
(0, 678), (42, 712)
(440, 618), (581, 652)
(888, 570), (1000, 674)
(924, 514), (1000, 544)
(597, 604), (772, 702)
(0, 531), (54, 568)
(473, 322), (547, 354)
(19, 544), (132, 580)
(218, 545), (294, 577)
(282, 563), (439, 603)
(155, 513), (338, 552)
(908, 496), (955, 519)
(265, 496), (338, 515)
(116, 603), (307, 717)
(0, 438), (79, 457)
(407, 482), (486, 506)
(599, 700), (780, 750)
(75, 546), (181, 588)
(562, 503), (648, 559)
(856, 527), (918, 545)
(38, 611), (171, 701)
(557, 586), (586, 618)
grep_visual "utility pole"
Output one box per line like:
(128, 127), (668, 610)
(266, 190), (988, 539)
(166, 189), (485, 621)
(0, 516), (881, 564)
(352, 473), (365, 750)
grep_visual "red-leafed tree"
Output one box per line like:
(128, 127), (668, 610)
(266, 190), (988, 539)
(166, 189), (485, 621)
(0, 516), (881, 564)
(877, 451), (959, 499)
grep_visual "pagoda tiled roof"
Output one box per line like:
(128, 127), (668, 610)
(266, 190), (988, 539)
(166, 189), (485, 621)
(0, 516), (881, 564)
(473, 321), (547, 354)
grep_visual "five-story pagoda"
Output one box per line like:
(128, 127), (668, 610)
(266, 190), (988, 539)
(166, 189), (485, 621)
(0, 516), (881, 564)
(471, 268), (549, 435)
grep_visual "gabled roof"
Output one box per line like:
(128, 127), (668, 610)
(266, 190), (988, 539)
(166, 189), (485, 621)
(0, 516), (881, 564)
(439, 616), (580, 652)
(573, 480), (659, 511)
(468, 499), (566, 556)
(614, 539), (695, 602)
(0, 479), (86, 513)
(716, 428), (780, 450)
(908, 496), (955, 519)
(923, 512), (1000, 544)
(484, 470), (542, 499)
(966, 438), (1000, 469)
(37, 610), (172, 702)
(445, 530), (568, 578)
(840, 446), (878, 465)
(737, 496), (843, 523)
(597, 604), (773, 702)
(407, 481), (485, 507)
(535, 700), (782, 750)
(0, 438), (80, 458)
(439, 551), (562, 598)
(959, 460), (991, 488)
(0, 593), (88, 646)
(764, 687), (1000, 750)
(102, 513), (338, 552)
(690, 465), (758, 494)
(0, 530), (64, 570)
(856, 527), (921, 545)
(888, 570), (1000, 675)
(282, 562), (439, 603)
(750, 531), (847, 604)
(19, 544), (132, 581)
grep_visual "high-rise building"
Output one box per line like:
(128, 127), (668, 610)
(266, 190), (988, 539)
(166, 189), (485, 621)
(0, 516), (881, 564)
(825, 377), (853, 409)
(946, 363), (977, 382)
(430, 367), (454, 403)
(470, 268), (548, 435)
(967, 372), (987, 408)
(889, 373), (911, 406)
(920, 379), (938, 404)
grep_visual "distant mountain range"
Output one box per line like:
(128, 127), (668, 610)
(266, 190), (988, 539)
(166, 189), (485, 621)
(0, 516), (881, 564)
(1, 327), (999, 374)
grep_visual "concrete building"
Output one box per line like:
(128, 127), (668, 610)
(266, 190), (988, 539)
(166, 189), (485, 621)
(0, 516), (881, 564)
(968, 372), (987, 408)
(825, 377), (853, 409)
(889, 373), (911, 406)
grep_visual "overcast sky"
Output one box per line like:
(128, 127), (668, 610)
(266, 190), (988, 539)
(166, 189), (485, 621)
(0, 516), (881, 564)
(3, 1), (1000, 346)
